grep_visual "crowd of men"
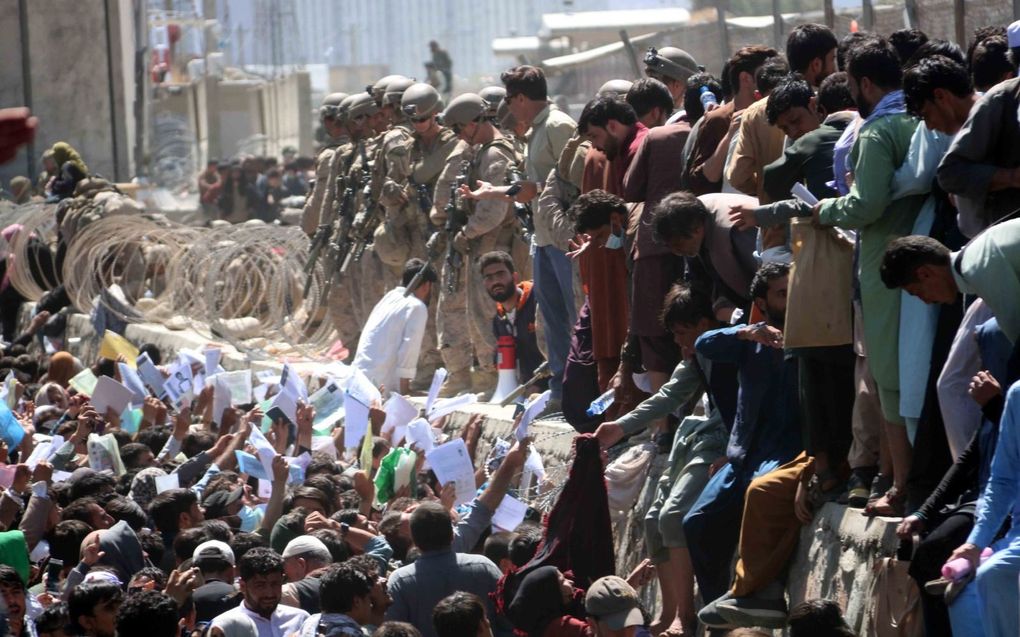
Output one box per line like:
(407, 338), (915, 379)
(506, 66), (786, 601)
(2, 14), (1020, 637)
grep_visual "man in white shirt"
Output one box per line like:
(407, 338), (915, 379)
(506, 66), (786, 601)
(210, 547), (308, 637)
(353, 258), (436, 395)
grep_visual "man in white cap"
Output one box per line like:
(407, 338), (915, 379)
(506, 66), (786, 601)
(584, 576), (647, 637)
(192, 540), (241, 623)
(280, 535), (333, 613)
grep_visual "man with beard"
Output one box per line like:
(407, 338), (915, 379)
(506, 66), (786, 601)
(812, 36), (925, 518)
(210, 548), (308, 637)
(577, 95), (648, 195)
(681, 262), (804, 628)
(299, 561), (380, 637)
(479, 251), (547, 395)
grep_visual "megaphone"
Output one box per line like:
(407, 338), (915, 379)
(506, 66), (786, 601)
(489, 335), (519, 404)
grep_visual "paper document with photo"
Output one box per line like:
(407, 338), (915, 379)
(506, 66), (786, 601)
(424, 368), (448, 414)
(426, 438), (477, 507)
(516, 390), (551, 441)
(91, 376), (135, 416)
(492, 494), (529, 532)
(164, 359), (194, 407)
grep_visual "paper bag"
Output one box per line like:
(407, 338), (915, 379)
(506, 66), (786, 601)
(784, 218), (854, 348)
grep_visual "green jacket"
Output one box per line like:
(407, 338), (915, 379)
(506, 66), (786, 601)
(818, 113), (925, 423)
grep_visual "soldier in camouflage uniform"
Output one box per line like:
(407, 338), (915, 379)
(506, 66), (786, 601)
(344, 77), (410, 332)
(300, 92), (348, 237)
(375, 82), (464, 385)
(434, 93), (525, 396)
(323, 92), (381, 348)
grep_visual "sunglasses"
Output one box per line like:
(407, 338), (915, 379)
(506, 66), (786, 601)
(410, 114), (432, 123)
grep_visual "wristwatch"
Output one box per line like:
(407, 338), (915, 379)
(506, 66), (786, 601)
(339, 522), (350, 538)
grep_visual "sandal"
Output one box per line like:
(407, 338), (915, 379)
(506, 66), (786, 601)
(864, 486), (905, 517)
(867, 473), (893, 507)
(807, 470), (843, 510)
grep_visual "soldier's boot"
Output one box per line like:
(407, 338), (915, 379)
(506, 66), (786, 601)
(438, 369), (473, 398)
(471, 369), (498, 400)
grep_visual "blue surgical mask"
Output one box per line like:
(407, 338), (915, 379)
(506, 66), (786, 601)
(238, 505), (263, 532)
(605, 225), (624, 250)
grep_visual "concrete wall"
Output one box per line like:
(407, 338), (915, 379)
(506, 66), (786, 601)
(0, 0), (135, 186)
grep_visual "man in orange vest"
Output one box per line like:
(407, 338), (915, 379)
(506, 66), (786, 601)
(479, 251), (547, 396)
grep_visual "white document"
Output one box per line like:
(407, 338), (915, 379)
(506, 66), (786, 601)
(427, 394), (476, 423)
(91, 376), (135, 416)
(424, 368), (448, 415)
(248, 422), (277, 478)
(45, 435), (64, 461)
(309, 380), (345, 426)
(404, 418), (435, 455)
(343, 369), (380, 449)
(346, 368), (381, 407)
(216, 370), (253, 405)
(212, 376), (232, 425)
(267, 389), (298, 426)
(426, 438), (477, 507)
(154, 473), (180, 494)
(118, 363), (148, 405)
(790, 182), (819, 206)
(312, 435), (338, 459)
(343, 397), (370, 450)
(87, 433), (125, 475)
(280, 363), (308, 401)
(236, 450), (271, 481)
(381, 393), (419, 436)
(204, 348), (222, 377)
(492, 494), (529, 532)
(24, 441), (52, 470)
(136, 352), (167, 398)
(164, 358), (195, 407)
(516, 390), (551, 441)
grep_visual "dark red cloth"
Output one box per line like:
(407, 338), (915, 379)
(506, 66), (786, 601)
(495, 435), (615, 620)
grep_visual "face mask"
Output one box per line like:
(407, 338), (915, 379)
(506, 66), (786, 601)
(605, 226), (624, 250)
(238, 505), (263, 532)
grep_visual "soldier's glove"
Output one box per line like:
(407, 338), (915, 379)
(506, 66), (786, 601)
(453, 230), (469, 253)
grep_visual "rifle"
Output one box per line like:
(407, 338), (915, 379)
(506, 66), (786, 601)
(442, 161), (471, 294)
(403, 161), (468, 296)
(339, 161), (381, 277)
(507, 167), (534, 244)
(303, 154), (350, 297)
